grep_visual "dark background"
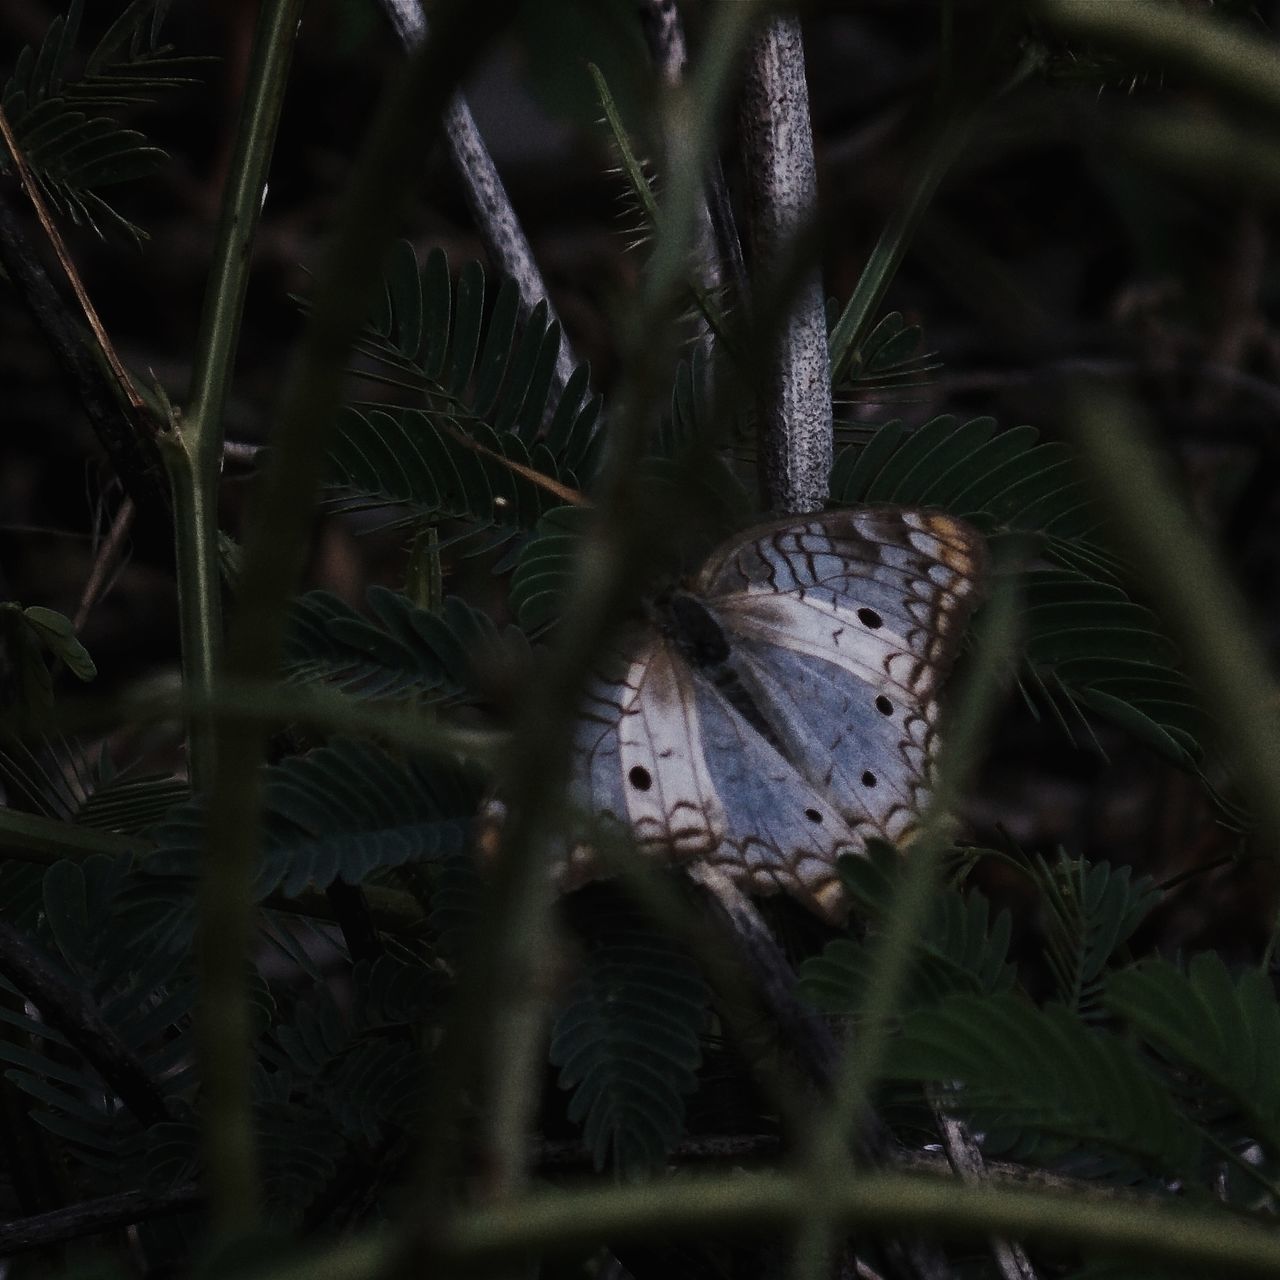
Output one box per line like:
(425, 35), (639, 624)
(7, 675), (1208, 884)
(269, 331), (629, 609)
(3, 0), (1278, 958)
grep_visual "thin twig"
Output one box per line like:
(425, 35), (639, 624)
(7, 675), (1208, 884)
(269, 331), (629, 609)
(73, 496), (134, 631)
(376, 0), (579, 397)
(0, 192), (168, 517)
(0, 106), (147, 414)
(934, 1102), (1039, 1280)
(687, 867), (954, 1280)
(0, 1185), (200, 1255)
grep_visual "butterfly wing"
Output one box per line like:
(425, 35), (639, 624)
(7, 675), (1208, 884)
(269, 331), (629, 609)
(569, 634), (727, 866)
(561, 631), (860, 918)
(536, 507), (985, 923)
(696, 508), (986, 853)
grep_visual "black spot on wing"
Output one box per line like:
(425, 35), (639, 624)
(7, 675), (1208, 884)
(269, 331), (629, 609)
(628, 765), (652, 791)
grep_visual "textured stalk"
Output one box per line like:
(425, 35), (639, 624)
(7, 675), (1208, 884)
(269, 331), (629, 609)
(738, 15), (832, 515)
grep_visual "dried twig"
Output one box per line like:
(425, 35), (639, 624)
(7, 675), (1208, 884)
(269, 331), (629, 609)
(0, 1186), (199, 1255)
(0, 186), (168, 517)
(934, 1102), (1038, 1280)
(0, 107), (147, 415)
(687, 866), (955, 1280)
(73, 496), (135, 631)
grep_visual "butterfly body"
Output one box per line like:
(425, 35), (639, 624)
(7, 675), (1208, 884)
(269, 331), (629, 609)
(548, 507), (987, 922)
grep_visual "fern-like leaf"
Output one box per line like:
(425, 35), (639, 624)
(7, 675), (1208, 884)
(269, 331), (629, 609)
(283, 587), (531, 703)
(1028, 852), (1160, 1019)
(832, 415), (1103, 568)
(1019, 570), (1203, 767)
(328, 243), (600, 533)
(888, 993), (1202, 1177)
(509, 505), (596, 632)
(798, 844), (1016, 1014)
(1107, 953), (1280, 1158)
(120, 742), (478, 970)
(549, 901), (709, 1179)
(2, 0), (198, 244)
(834, 417), (1203, 767)
(833, 311), (942, 403)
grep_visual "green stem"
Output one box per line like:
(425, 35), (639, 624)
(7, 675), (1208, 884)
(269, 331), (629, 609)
(169, 0), (304, 790)
(409, 0), (766, 1211)
(1071, 389), (1280, 865)
(827, 113), (971, 385)
(827, 16), (1039, 386)
(791, 578), (1019, 1280)
(262, 1169), (1280, 1280)
(1041, 0), (1280, 119)
(197, 0), (523, 1238)
(0, 808), (142, 863)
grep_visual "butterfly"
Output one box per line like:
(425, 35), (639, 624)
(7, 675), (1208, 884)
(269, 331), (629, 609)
(492, 507), (987, 923)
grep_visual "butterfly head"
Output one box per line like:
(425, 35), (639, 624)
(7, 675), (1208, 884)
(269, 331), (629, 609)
(655, 591), (731, 669)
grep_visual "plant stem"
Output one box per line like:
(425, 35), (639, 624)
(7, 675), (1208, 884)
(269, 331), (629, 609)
(738, 15), (832, 515)
(0, 807), (142, 863)
(172, 0), (304, 791)
(197, 0), (521, 1238)
(408, 0), (764, 1222)
(1041, 0), (1280, 119)
(827, 114), (971, 385)
(1070, 388), (1280, 864)
(262, 1168), (1280, 1280)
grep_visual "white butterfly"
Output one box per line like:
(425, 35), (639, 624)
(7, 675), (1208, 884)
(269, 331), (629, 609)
(494, 507), (987, 923)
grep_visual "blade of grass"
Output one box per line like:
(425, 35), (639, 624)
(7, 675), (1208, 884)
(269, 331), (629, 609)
(197, 0), (521, 1234)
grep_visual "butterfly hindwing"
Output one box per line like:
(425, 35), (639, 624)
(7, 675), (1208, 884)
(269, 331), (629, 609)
(683, 666), (860, 918)
(720, 637), (933, 847)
